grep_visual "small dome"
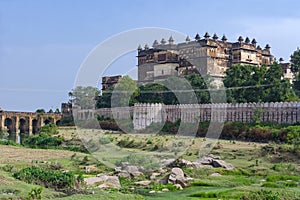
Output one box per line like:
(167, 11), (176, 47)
(161, 38), (166, 45)
(265, 44), (271, 49)
(152, 40), (159, 47)
(221, 35), (227, 42)
(137, 44), (142, 51)
(251, 38), (257, 45)
(238, 36), (244, 42)
(195, 33), (200, 41)
(245, 37), (250, 44)
(144, 44), (149, 50)
(204, 32), (210, 39)
(168, 36), (174, 44)
(186, 36), (191, 42)
(212, 33), (218, 40)
(257, 45), (262, 50)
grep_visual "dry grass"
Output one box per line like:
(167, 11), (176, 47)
(0, 145), (85, 163)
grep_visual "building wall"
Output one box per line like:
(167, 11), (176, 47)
(137, 35), (276, 84)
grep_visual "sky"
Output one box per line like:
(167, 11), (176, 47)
(1, 0), (300, 111)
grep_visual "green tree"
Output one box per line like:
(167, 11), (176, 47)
(136, 83), (166, 104)
(36, 109), (45, 114)
(291, 48), (300, 73)
(185, 73), (211, 104)
(224, 65), (266, 103)
(111, 75), (139, 107)
(224, 63), (297, 103)
(48, 109), (53, 113)
(69, 86), (100, 109)
(293, 74), (300, 97)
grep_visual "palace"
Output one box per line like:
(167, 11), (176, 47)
(137, 32), (291, 85)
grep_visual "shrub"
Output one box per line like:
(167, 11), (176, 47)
(22, 135), (63, 148)
(13, 166), (75, 190)
(241, 189), (280, 200)
(116, 154), (159, 170)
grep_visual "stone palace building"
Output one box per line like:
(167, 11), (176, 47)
(136, 32), (291, 85)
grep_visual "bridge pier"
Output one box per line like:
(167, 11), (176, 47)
(29, 117), (33, 136)
(0, 116), (4, 132)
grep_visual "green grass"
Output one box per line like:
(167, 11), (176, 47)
(1, 128), (300, 200)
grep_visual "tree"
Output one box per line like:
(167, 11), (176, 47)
(55, 108), (60, 113)
(224, 65), (266, 103)
(69, 86), (100, 109)
(185, 73), (211, 104)
(48, 109), (53, 113)
(291, 48), (300, 74)
(293, 74), (300, 97)
(224, 63), (297, 103)
(111, 75), (139, 107)
(36, 109), (46, 114)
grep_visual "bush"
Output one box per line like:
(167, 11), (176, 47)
(13, 166), (75, 190)
(39, 123), (58, 135)
(22, 135), (64, 148)
(241, 189), (280, 200)
(116, 154), (159, 170)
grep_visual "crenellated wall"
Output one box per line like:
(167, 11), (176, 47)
(73, 102), (300, 130)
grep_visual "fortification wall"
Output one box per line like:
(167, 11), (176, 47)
(73, 102), (300, 130)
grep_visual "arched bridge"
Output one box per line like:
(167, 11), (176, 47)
(0, 110), (62, 137)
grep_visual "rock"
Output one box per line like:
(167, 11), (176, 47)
(120, 162), (129, 168)
(191, 163), (213, 168)
(149, 190), (156, 194)
(174, 184), (183, 190)
(123, 165), (144, 178)
(210, 173), (222, 177)
(161, 188), (169, 192)
(194, 157), (213, 165)
(84, 165), (99, 174)
(118, 171), (131, 178)
(150, 172), (161, 180)
(114, 167), (122, 173)
(84, 175), (121, 188)
(135, 180), (151, 186)
(161, 159), (176, 167)
(167, 167), (192, 188)
(212, 160), (234, 170)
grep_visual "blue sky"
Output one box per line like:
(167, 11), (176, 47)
(1, 0), (300, 111)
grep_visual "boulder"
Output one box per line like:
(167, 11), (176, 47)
(114, 167), (122, 173)
(210, 173), (222, 177)
(212, 160), (234, 170)
(134, 180), (151, 186)
(118, 170), (131, 178)
(160, 167), (193, 188)
(123, 165), (144, 178)
(84, 174), (121, 189)
(84, 165), (99, 174)
(194, 156), (213, 165)
(150, 172), (161, 180)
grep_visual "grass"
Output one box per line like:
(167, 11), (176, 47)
(0, 128), (300, 199)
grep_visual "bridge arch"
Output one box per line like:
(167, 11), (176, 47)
(4, 118), (14, 133)
(19, 118), (28, 134)
(32, 119), (39, 134)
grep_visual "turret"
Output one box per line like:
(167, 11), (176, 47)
(195, 33), (200, 41)
(212, 33), (218, 40)
(204, 32), (210, 40)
